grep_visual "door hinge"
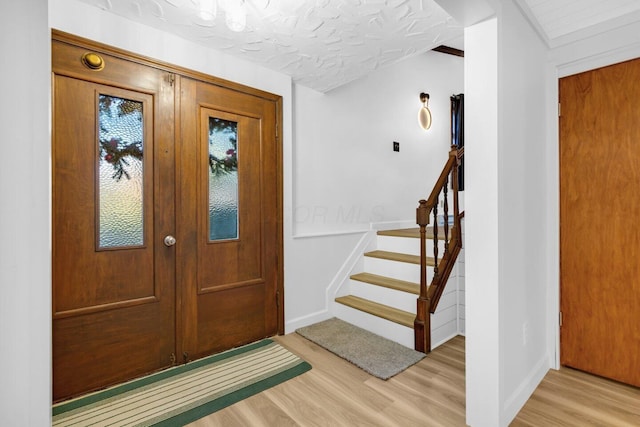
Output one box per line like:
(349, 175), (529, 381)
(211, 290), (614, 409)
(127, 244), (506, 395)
(559, 311), (563, 327)
(275, 122), (279, 140)
(558, 102), (561, 117)
(170, 352), (177, 365)
(276, 290), (280, 308)
(183, 352), (190, 364)
(168, 73), (175, 87)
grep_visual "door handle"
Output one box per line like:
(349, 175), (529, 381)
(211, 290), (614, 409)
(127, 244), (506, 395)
(164, 235), (176, 247)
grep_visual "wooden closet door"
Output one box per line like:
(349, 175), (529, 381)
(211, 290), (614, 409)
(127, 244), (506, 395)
(52, 40), (176, 401)
(560, 57), (640, 387)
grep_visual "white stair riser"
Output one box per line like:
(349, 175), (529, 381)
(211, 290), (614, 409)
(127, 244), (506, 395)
(363, 256), (428, 283)
(349, 280), (417, 313)
(334, 303), (414, 348)
(376, 236), (447, 256)
(335, 302), (457, 351)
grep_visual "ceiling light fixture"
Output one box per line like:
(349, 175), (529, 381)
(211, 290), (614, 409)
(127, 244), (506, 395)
(225, 0), (247, 32)
(197, 0), (217, 21)
(195, 0), (246, 32)
(418, 92), (432, 130)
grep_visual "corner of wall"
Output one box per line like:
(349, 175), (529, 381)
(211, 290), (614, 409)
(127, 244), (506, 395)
(501, 355), (550, 424)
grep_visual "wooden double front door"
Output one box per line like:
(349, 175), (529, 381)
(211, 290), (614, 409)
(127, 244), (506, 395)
(52, 33), (283, 401)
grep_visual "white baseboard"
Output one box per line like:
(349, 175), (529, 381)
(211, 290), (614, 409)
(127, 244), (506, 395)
(284, 309), (332, 334)
(431, 330), (461, 349)
(502, 354), (550, 424)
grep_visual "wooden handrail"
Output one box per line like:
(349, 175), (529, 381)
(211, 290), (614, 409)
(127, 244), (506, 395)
(414, 145), (464, 353)
(424, 154), (456, 208)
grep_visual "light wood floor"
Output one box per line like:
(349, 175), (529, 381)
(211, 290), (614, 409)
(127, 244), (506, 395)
(188, 334), (640, 426)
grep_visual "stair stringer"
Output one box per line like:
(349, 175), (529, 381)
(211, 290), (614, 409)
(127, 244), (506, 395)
(328, 229), (377, 301)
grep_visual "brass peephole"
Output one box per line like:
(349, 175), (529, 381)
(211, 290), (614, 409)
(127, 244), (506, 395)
(81, 52), (105, 71)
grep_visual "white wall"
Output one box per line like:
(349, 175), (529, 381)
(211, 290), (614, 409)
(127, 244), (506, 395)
(293, 52), (464, 235)
(287, 47), (463, 329)
(443, 3), (552, 423)
(0, 1), (51, 425)
(497, 0), (550, 423)
(465, 17), (501, 427)
(466, 1), (551, 425)
(457, 220), (466, 335)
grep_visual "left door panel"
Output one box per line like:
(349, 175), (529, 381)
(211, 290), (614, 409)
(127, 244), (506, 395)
(52, 40), (176, 401)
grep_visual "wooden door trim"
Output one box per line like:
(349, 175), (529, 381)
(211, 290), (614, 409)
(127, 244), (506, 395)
(275, 96), (284, 335)
(52, 30), (280, 102)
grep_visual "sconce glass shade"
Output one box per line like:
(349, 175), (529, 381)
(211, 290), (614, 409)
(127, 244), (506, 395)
(418, 92), (432, 130)
(418, 106), (432, 130)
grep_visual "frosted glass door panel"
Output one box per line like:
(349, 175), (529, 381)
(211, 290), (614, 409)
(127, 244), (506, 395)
(98, 95), (145, 248)
(208, 117), (238, 241)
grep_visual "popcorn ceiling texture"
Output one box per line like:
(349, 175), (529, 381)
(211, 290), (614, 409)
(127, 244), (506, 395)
(78, 0), (463, 92)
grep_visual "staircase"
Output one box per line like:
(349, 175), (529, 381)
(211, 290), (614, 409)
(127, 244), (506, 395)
(334, 146), (464, 353)
(334, 226), (457, 349)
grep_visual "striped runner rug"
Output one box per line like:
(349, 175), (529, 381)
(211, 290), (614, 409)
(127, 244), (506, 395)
(52, 339), (311, 427)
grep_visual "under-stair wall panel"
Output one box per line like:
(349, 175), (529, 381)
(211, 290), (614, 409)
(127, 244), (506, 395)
(457, 248), (466, 335)
(432, 283), (459, 346)
(457, 220), (466, 335)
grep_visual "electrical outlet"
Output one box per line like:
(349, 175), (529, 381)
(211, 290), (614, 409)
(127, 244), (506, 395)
(393, 141), (400, 152)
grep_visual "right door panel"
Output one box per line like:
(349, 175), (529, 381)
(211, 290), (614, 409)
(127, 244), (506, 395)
(178, 78), (280, 360)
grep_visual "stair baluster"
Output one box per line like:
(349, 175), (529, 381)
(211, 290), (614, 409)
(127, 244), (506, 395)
(443, 176), (450, 254)
(432, 195), (439, 278)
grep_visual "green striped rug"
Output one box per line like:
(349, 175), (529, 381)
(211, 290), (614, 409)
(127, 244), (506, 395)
(52, 339), (311, 426)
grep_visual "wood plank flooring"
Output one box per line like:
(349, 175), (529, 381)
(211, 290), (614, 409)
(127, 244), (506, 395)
(188, 334), (465, 426)
(513, 366), (640, 426)
(188, 334), (640, 426)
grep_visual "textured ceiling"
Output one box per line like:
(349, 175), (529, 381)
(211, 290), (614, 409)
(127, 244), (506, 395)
(77, 0), (463, 92)
(517, 0), (640, 45)
(77, 0), (640, 92)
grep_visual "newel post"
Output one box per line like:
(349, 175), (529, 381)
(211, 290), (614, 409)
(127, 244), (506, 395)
(415, 199), (431, 353)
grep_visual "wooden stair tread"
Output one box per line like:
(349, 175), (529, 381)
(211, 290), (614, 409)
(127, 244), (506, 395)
(377, 227), (446, 240)
(351, 272), (420, 295)
(335, 295), (414, 328)
(364, 250), (435, 266)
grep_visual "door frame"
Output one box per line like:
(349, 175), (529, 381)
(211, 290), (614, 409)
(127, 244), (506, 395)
(549, 48), (640, 371)
(52, 29), (285, 351)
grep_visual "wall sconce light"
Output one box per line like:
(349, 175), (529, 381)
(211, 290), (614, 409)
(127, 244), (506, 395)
(418, 92), (432, 130)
